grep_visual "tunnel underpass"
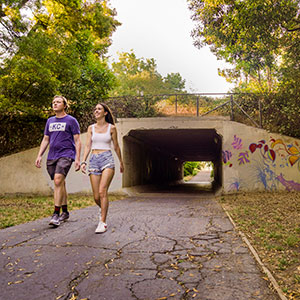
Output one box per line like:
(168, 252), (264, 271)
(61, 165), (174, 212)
(123, 128), (223, 192)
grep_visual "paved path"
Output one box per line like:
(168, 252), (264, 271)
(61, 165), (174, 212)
(1, 192), (279, 300)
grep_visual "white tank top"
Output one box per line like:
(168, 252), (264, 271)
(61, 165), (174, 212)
(91, 123), (112, 150)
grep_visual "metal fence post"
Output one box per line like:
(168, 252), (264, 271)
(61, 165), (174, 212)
(197, 96), (199, 117)
(230, 95), (234, 121)
(259, 99), (262, 128)
(175, 95), (177, 115)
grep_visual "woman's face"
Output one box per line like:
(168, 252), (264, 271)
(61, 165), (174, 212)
(94, 104), (107, 119)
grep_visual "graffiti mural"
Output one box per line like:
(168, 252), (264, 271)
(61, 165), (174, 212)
(232, 135), (243, 150)
(276, 173), (300, 191)
(224, 133), (300, 193)
(222, 150), (233, 167)
(238, 151), (250, 165)
(249, 140), (276, 162)
(271, 139), (300, 170)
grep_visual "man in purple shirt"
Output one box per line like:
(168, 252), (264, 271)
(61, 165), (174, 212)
(35, 95), (81, 227)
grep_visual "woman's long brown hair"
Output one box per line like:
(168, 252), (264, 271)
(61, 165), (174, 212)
(97, 103), (115, 125)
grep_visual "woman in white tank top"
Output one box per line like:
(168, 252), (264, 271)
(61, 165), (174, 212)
(81, 103), (124, 233)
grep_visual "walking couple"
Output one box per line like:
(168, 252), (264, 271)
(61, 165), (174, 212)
(35, 95), (124, 233)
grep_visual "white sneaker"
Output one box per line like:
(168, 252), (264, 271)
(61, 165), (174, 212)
(95, 221), (107, 233)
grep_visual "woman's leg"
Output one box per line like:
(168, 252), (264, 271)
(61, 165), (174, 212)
(99, 168), (115, 223)
(89, 174), (101, 207)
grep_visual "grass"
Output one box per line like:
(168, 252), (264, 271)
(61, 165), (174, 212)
(217, 191), (300, 300)
(0, 193), (126, 229)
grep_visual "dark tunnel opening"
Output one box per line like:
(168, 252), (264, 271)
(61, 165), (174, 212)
(122, 128), (223, 193)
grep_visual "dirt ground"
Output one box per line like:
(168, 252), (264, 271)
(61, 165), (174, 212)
(217, 191), (300, 300)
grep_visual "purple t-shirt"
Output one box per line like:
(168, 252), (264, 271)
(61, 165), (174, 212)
(44, 115), (80, 160)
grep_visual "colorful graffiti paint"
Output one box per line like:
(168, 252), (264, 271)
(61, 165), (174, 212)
(222, 150), (233, 167)
(271, 139), (300, 169)
(238, 151), (250, 165)
(276, 173), (300, 191)
(226, 135), (300, 192)
(232, 135), (243, 150)
(249, 140), (276, 162)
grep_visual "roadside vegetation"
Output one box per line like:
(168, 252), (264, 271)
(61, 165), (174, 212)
(183, 161), (213, 181)
(217, 192), (300, 300)
(0, 193), (126, 229)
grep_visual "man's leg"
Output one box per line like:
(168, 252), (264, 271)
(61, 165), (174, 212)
(53, 173), (66, 207)
(61, 181), (67, 206)
(59, 180), (70, 222)
(49, 173), (66, 227)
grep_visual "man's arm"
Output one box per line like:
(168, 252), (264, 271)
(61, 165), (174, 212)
(73, 134), (81, 171)
(35, 135), (50, 168)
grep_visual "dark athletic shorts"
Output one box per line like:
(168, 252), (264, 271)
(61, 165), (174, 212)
(46, 157), (73, 180)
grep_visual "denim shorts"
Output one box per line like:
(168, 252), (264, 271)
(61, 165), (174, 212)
(88, 151), (115, 176)
(46, 157), (73, 180)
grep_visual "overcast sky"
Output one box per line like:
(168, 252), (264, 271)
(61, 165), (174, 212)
(107, 0), (234, 94)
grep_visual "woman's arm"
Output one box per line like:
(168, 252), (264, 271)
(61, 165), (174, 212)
(80, 125), (93, 174)
(111, 125), (124, 173)
(73, 134), (81, 171)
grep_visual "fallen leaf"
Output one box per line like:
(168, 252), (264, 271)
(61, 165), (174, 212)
(8, 280), (23, 285)
(70, 294), (77, 300)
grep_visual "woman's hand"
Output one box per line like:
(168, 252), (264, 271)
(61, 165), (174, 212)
(80, 162), (87, 174)
(120, 162), (124, 173)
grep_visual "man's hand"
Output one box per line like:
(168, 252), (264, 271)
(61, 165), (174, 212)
(75, 160), (80, 171)
(35, 156), (42, 168)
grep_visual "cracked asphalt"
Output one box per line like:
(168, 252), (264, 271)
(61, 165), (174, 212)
(0, 191), (280, 300)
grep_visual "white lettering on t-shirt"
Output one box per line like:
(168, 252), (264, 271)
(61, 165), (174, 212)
(49, 122), (66, 132)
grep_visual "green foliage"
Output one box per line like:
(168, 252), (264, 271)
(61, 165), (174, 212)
(110, 50), (186, 96)
(0, 0), (119, 156)
(0, 0), (119, 116)
(108, 50), (186, 117)
(188, 0), (300, 137)
(183, 161), (201, 177)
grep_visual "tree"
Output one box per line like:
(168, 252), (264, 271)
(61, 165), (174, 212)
(0, 0), (119, 116)
(0, 0), (119, 156)
(188, 0), (300, 137)
(110, 50), (186, 96)
(164, 72), (186, 92)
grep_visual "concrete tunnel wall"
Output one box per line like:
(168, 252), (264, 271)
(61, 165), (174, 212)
(122, 134), (183, 187)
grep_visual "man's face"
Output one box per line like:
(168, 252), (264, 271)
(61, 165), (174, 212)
(52, 98), (65, 112)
